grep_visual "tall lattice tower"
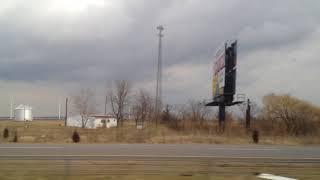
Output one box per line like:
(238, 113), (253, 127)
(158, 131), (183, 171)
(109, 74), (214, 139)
(155, 25), (164, 127)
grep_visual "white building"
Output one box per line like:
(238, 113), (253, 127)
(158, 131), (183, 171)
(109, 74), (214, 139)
(14, 104), (33, 121)
(91, 115), (118, 128)
(67, 114), (117, 129)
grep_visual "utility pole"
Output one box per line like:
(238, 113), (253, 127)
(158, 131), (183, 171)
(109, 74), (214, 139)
(10, 97), (13, 119)
(104, 95), (107, 115)
(24, 106), (25, 121)
(65, 98), (68, 126)
(155, 25), (164, 128)
(58, 99), (61, 120)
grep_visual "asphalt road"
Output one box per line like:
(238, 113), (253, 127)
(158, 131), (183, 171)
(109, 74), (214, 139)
(0, 144), (320, 161)
(1, 144), (320, 179)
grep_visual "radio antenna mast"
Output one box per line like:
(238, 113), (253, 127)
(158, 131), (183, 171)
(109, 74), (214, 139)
(155, 25), (164, 128)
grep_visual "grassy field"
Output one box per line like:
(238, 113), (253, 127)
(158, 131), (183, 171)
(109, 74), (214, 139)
(1, 120), (320, 180)
(0, 158), (319, 180)
(0, 120), (319, 145)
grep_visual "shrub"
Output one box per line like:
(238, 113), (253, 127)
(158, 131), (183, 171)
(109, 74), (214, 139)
(13, 132), (18, 143)
(3, 128), (9, 139)
(262, 94), (320, 136)
(252, 130), (259, 144)
(72, 131), (80, 143)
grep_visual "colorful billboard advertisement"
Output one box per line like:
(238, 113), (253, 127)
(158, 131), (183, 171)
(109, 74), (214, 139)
(212, 44), (226, 99)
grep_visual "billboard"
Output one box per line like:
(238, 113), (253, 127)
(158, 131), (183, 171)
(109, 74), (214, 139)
(212, 44), (226, 99)
(208, 40), (238, 106)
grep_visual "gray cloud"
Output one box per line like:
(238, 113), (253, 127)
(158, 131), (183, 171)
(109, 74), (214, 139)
(0, 0), (319, 115)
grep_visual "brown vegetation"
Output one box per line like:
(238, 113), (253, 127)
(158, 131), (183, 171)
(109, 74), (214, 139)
(2, 128), (9, 139)
(72, 130), (80, 143)
(0, 118), (319, 144)
(257, 94), (320, 136)
(0, 93), (319, 145)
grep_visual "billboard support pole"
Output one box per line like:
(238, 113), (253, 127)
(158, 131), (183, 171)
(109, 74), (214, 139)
(218, 104), (225, 132)
(245, 99), (251, 130)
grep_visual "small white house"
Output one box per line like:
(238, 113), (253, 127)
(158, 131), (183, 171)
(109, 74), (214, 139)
(91, 114), (118, 128)
(67, 114), (117, 129)
(66, 115), (95, 128)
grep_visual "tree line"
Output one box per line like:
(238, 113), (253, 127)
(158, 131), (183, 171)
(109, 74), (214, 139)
(71, 80), (320, 136)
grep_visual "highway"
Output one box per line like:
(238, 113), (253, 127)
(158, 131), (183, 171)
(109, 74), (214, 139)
(0, 144), (320, 179)
(0, 144), (320, 160)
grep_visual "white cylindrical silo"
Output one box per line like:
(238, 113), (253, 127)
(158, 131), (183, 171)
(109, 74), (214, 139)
(14, 104), (33, 121)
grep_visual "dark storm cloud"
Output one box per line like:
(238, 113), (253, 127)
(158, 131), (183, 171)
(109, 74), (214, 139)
(0, 0), (320, 107)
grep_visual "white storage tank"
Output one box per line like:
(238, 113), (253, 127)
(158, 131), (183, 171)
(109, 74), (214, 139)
(14, 104), (33, 121)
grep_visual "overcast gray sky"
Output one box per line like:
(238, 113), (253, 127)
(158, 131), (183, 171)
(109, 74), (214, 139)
(0, 0), (319, 116)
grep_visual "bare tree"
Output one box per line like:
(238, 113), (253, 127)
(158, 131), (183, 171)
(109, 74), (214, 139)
(72, 88), (96, 128)
(175, 104), (188, 130)
(108, 80), (130, 127)
(188, 100), (210, 128)
(132, 89), (154, 127)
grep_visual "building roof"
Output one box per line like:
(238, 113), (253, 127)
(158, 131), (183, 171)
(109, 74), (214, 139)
(91, 114), (116, 118)
(15, 104), (32, 110)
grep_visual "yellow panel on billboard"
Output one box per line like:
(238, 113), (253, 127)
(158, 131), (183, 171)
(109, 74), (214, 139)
(212, 74), (218, 97)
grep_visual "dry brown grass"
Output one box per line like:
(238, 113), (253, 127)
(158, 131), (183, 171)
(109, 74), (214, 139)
(1, 158), (319, 180)
(0, 120), (319, 145)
